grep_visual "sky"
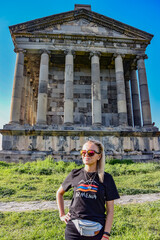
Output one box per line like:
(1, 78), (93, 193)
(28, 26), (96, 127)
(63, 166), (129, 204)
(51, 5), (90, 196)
(0, 0), (160, 149)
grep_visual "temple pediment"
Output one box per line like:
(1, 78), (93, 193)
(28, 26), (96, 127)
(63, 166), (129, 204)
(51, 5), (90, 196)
(33, 19), (135, 39)
(9, 8), (153, 42)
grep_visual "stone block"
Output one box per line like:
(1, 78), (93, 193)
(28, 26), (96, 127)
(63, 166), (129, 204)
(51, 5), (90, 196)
(80, 93), (91, 99)
(94, 41), (103, 47)
(2, 136), (12, 150)
(61, 25), (81, 32)
(77, 102), (87, 108)
(101, 90), (107, 99)
(74, 114), (80, 124)
(50, 102), (57, 108)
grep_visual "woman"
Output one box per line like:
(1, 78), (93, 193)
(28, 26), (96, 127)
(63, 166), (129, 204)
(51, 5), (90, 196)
(56, 139), (120, 240)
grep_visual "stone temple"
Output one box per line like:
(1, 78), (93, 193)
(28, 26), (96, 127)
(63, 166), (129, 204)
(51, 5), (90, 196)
(0, 4), (160, 162)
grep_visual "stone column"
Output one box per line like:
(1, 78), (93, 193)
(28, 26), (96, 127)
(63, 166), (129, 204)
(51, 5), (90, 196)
(137, 56), (152, 126)
(90, 52), (102, 125)
(33, 96), (37, 125)
(24, 76), (29, 124)
(10, 50), (24, 123)
(130, 67), (141, 127)
(64, 50), (74, 125)
(30, 84), (33, 125)
(27, 78), (31, 124)
(125, 75), (133, 126)
(36, 51), (49, 125)
(24, 76), (28, 124)
(115, 54), (128, 125)
(20, 74), (26, 124)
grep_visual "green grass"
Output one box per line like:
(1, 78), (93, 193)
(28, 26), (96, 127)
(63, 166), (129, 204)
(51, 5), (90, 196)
(0, 157), (160, 202)
(0, 158), (159, 239)
(0, 201), (159, 240)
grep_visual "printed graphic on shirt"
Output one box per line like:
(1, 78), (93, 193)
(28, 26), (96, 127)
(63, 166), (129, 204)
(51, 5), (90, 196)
(76, 183), (98, 192)
(75, 180), (98, 199)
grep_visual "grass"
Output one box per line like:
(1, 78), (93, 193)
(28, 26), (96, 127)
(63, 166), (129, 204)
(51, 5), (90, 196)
(0, 157), (160, 202)
(0, 201), (159, 239)
(0, 158), (160, 239)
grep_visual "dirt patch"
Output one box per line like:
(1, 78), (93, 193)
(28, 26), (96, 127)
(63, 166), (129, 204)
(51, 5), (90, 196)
(0, 193), (160, 212)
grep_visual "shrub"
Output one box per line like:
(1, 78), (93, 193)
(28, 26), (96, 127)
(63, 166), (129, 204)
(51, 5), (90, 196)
(0, 187), (16, 197)
(107, 159), (134, 165)
(0, 161), (10, 167)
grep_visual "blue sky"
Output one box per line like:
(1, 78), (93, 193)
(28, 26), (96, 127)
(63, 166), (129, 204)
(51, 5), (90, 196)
(0, 0), (160, 148)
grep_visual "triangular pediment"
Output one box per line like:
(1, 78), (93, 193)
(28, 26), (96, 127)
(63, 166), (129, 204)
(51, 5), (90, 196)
(9, 8), (153, 42)
(33, 18), (134, 39)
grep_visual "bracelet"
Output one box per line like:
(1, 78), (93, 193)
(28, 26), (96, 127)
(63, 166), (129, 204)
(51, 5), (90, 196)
(103, 232), (111, 237)
(103, 235), (109, 239)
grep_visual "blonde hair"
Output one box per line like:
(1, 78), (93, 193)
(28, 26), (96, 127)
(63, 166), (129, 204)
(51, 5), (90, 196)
(83, 139), (105, 183)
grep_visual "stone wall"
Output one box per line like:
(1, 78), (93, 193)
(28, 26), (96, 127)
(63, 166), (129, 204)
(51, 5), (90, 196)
(3, 132), (160, 152)
(47, 56), (118, 126)
(47, 66), (65, 125)
(1, 127), (160, 162)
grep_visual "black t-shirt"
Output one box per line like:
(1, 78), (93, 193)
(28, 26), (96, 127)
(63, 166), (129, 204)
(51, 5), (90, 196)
(62, 168), (120, 225)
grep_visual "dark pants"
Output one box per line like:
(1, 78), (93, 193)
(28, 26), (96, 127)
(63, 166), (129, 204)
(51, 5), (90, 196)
(65, 220), (104, 240)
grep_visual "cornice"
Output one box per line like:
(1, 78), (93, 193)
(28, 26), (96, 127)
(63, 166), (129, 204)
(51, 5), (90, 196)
(13, 32), (150, 44)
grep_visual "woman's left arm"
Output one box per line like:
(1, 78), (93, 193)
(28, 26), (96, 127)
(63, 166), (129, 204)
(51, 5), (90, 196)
(101, 200), (114, 240)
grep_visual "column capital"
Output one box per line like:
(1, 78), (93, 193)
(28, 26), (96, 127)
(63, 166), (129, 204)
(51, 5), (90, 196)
(39, 49), (51, 55)
(14, 48), (26, 54)
(136, 54), (148, 60)
(113, 53), (125, 59)
(90, 51), (101, 59)
(64, 49), (75, 56)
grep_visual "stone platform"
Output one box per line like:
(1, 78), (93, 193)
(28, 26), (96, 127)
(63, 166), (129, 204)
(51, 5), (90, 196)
(0, 124), (160, 162)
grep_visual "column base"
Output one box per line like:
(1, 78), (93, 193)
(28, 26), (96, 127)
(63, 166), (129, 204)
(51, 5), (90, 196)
(8, 121), (20, 125)
(142, 125), (158, 131)
(118, 125), (128, 128)
(36, 121), (47, 125)
(92, 123), (102, 127)
(143, 124), (153, 127)
(64, 122), (73, 126)
(143, 123), (153, 127)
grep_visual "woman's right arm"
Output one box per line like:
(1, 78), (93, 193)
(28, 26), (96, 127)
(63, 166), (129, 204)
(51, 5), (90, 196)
(56, 185), (71, 224)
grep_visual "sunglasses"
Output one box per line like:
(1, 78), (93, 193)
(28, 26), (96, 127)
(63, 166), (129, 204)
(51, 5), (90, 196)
(80, 150), (101, 157)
